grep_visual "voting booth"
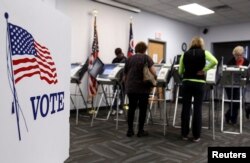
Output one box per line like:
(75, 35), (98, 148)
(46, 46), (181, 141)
(89, 61), (125, 129)
(147, 63), (170, 135)
(0, 0), (70, 163)
(70, 62), (88, 124)
(220, 65), (249, 134)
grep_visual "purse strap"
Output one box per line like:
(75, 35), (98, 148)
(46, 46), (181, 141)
(144, 55), (148, 67)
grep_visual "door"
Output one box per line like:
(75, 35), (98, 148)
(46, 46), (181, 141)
(148, 39), (166, 63)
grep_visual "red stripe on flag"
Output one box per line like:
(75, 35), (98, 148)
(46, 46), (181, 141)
(12, 41), (58, 84)
(88, 16), (99, 97)
(127, 22), (134, 58)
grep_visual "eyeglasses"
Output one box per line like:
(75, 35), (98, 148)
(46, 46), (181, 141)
(234, 54), (243, 57)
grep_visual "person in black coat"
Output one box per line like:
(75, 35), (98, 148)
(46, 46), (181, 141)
(111, 48), (127, 115)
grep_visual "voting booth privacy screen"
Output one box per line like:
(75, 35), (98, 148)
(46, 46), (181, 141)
(88, 57), (105, 78)
(0, 0), (71, 163)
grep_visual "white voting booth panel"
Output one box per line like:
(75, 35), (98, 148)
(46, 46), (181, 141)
(96, 63), (124, 83)
(0, 0), (70, 163)
(155, 64), (170, 83)
(206, 67), (217, 84)
(109, 63), (125, 80)
(220, 65), (249, 134)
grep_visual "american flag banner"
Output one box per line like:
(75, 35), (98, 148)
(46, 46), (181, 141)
(88, 16), (99, 97)
(8, 23), (58, 84)
(127, 22), (134, 57)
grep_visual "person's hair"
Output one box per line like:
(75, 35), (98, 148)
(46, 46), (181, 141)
(190, 36), (205, 50)
(233, 46), (244, 56)
(114, 48), (122, 56)
(135, 41), (147, 53)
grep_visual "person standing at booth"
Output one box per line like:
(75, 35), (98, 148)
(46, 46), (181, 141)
(179, 36), (217, 142)
(124, 41), (157, 137)
(111, 48), (127, 115)
(225, 46), (249, 124)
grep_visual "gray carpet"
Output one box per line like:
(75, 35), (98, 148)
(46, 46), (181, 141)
(65, 103), (250, 163)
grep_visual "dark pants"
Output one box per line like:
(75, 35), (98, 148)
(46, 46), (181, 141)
(112, 83), (125, 110)
(127, 93), (149, 131)
(225, 87), (240, 124)
(181, 81), (205, 139)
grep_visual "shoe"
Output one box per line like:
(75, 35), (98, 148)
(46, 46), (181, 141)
(137, 130), (149, 137)
(88, 109), (96, 115)
(126, 130), (134, 137)
(182, 137), (188, 141)
(118, 109), (124, 115)
(111, 110), (116, 116)
(193, 138), (200, 142)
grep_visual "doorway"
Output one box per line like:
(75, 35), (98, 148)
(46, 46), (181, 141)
(148, 39), (166, 64)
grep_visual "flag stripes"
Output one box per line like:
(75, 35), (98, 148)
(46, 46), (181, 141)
(8, 23), (58, 84)
(88, 16), (99, 97)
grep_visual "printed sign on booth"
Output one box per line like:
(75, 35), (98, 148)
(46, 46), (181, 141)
(0, 0), (70, 163)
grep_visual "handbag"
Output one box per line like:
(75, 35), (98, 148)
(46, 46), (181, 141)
(143, 56), (157, 87)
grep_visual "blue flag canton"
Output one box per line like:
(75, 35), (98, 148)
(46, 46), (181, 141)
(8, 23), (36, 56)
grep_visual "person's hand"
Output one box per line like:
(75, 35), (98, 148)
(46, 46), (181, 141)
(197, 70), (205, 75)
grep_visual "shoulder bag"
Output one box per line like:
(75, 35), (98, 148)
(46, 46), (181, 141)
(143, 56), (157, 87)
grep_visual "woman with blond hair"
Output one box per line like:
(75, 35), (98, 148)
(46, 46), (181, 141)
(179, 36), (217, 142)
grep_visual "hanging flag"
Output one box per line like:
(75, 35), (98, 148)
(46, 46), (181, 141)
(127, 22), (134, 57)
(88, 16), (99, 97)
(8, 23), (58, 84)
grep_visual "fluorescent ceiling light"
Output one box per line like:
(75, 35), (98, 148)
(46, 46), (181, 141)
(178, 3), (214, 16)
(93, 0), (141, 13)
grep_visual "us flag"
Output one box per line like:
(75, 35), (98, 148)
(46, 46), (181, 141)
(8, 23), (58, 84)
(127, 22), (134, 57)
(88, 16), (99, 97)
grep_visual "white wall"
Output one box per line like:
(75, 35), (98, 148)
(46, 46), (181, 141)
(55, 0), (199, 107)
(201, 23), (250, 51)
(56, 0), (199, 64)
(200, 23), (250, 102)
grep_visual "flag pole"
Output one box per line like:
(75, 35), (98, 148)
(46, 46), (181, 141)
(88, 9), (99, 113)
(5, 13), (22, 141)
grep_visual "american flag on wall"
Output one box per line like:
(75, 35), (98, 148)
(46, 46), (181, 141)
(8, 23), (58, 84)
(127, 22), (134, 57)
(88, 16), (99, 97)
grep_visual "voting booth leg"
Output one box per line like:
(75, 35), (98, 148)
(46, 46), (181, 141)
(173, 85), (180, 128)
(211, 88), (215, 140)
(70, 84), (88, 125)
(147, 87), (156, 124)
(240, 87), (243, 133)
(221, 86), (243, 134)
(163, 95), (167, 136)
(91, 85), (113, 127)
(70, 96), (79, 125)
(115, 87), (120, 130)
(173, 85), (191, 129)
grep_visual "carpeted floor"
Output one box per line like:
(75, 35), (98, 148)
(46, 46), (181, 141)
(65, 102), (250, 163)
